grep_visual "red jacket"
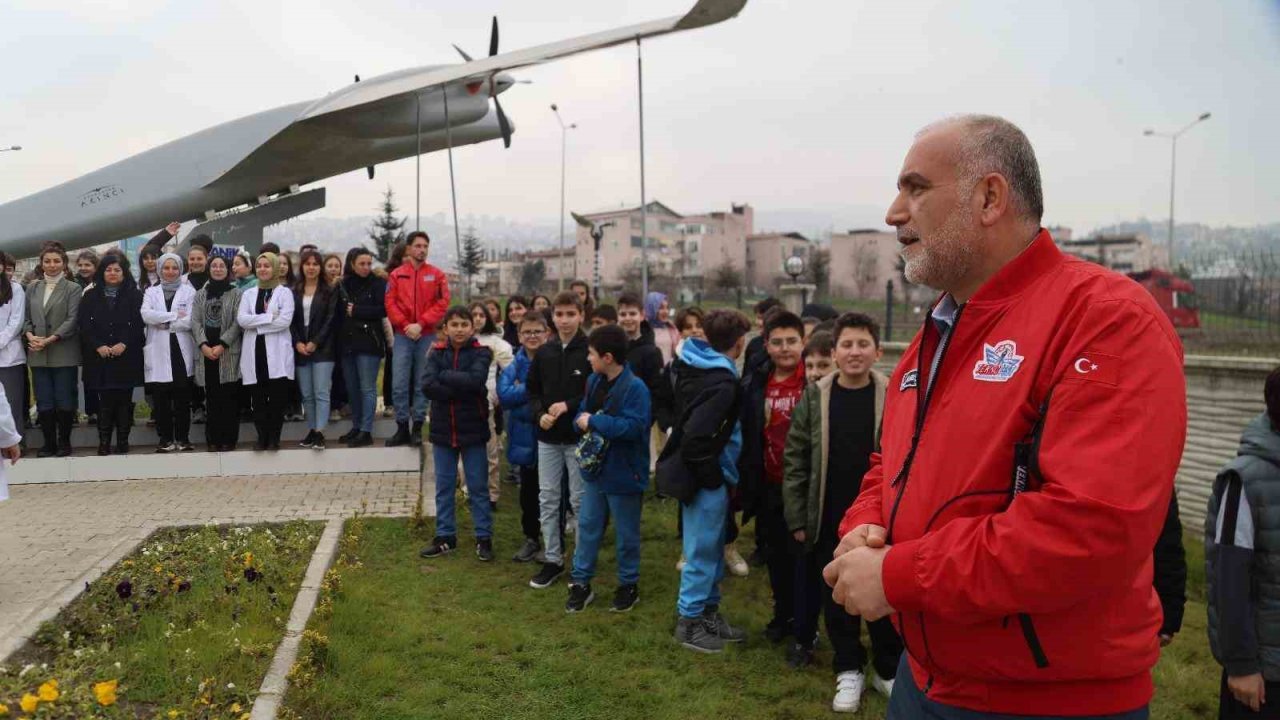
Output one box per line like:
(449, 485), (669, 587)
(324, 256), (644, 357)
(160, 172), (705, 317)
(385, 261), (449, 336)
(840, 231), (1186, 715)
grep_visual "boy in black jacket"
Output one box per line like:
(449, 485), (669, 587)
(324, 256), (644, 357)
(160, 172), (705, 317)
(527, 291), (592, 590)
(664, 309), (752, 654)
(419, 306), (495, 562)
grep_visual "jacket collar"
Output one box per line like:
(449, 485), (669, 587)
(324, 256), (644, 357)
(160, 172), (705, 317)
(963, 228), (1064, 307)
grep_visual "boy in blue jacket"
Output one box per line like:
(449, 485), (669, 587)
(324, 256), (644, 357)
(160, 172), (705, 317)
(498, 311), (549, 563)
(566, 324), (651, 613)
(420, 306), (495, 562)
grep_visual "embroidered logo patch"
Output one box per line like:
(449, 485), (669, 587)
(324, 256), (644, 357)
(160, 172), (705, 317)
(900, 369), (919, 392)
(972, 340), (1025, 383)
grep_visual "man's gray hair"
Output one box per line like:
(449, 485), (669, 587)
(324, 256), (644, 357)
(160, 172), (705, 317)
(922, 115), (1044, 224)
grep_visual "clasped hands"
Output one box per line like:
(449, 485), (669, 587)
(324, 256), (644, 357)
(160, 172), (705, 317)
(538, 401), (569, 431)
(822, 523), (896, 622)
(95, 344), (128, 359)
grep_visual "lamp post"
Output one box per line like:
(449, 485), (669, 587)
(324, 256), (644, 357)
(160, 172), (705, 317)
(0, 146), (20, 153)
(785, 255), (808, 307)
(551, 104), (577, 291)
(1144, 112), (1211, 269)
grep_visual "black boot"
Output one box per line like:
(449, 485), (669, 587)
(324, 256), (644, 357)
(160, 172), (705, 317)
(115, 403), (132, 455)
(349, 430), (373, 448)
(97, 408), (113, 456)
(385, 422), (410, 447)
(56, 409), (74, 457)
(409, 420), (424, 447)
(37, 411), (57, 458)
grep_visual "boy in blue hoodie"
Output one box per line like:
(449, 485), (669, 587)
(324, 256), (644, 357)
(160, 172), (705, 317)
(498, 312), (550, 563)
(566, 324), (652, 613)
(659, 309), (752, 653)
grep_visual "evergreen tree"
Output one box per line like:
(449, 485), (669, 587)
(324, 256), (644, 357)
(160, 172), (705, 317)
(367, 187), (407, 263)
(458, 227), (486, 301)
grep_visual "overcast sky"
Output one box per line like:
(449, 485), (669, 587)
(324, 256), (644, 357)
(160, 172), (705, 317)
(1, 0), (1277, 237)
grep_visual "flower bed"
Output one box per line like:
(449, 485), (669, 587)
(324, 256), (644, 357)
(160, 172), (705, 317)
(0, 521), (322, 719)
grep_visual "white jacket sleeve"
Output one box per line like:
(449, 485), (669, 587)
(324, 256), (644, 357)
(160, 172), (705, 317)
(140, 289), (177, 326)
(238, 289), (269, 329)
(0, 380), (22, 448)
(169, 288), (194, 332)
(256, 291), (294, 334)
(0, 284), (25, 348)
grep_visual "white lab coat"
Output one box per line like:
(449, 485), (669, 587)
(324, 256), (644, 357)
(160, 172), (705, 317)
(141, 284), (197, 383)
(0, 282), (27, 368)
(0, 378), (23, 501)
(238, 286), (295, 385)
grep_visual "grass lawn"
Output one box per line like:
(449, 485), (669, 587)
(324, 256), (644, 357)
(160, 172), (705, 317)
(285, 496), (1221, 719)
(0, 521), (323, 719)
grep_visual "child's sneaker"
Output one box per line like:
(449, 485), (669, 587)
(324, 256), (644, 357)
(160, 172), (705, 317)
(764, 616), (792, 644)
(475, 538), (494, 562)
(529, 562), (564, 589)
(832, 671), (865, 713)
(870, 671), (894, 698)
(724, 544), (750, 577)
(419, 536), (457, 558)
(703, 607), (748, 643)
(565, 583), (594, 613)
(610, 584), (639, 613)
(512, 538), (541, 563)
(674, 615), (725, 654)
(786, 640), (815, 669)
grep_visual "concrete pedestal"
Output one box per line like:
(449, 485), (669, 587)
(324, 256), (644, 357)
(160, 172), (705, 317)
(778, 283), (816, 315)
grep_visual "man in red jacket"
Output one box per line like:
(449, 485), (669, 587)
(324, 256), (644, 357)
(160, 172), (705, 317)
(384, 230), (450, 446)
(822, 115), (1186, 718)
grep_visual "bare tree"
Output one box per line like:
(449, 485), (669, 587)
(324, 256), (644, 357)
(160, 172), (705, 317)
(850, 242), (880, 299)
(711, 260), (743, 295)
(519, 260), (546, 296)
(807, 246), (831, 299)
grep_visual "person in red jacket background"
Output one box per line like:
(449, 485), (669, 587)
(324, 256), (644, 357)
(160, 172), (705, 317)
(384, 230), (449, 447)
(822, 115), (1186, 719)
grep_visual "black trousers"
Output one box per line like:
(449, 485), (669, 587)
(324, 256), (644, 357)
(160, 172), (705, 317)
(152, 376), (192, 444)
(518, 463), (541, 541)
(760, 484), (795, 625)
(97, 389), (133, 443)
(204, 368), (241, 448)
(251, 377), (290, 445)
(794, 531), (903, 677)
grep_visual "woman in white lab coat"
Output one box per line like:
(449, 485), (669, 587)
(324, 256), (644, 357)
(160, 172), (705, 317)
(0, 379), (23, 502)
(141, 253), (197, 452)
(0, 268), (26, 451)
(238, 252), (295, 451)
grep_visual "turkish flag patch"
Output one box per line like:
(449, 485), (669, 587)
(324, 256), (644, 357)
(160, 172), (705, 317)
(1066, 351), (1119, 387)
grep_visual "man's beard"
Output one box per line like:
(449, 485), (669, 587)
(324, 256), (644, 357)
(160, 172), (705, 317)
(900, 202), (978, 291)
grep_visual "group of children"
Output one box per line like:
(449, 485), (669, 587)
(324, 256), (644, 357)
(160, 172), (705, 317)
(416, 289), (900, 713)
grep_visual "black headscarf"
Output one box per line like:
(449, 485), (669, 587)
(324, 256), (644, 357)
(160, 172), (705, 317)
(204, 256), (233, 298)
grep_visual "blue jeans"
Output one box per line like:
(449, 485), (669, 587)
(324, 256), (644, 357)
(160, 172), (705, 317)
(341, 353), (381, 433)
(571, 484), (642, 586)
(297, 361), (334, 432)
(433, 443), (493, 539)
(392, 334), (429, 425)
(887, 655), (1149, 719)
(538, 441), (585, 566)
(678, 484), (728, 619)
(32, 366), (77, 412)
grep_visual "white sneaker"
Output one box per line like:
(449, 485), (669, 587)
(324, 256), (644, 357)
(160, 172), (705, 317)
(832, 671), (864, 713)
(871, 671), (894, 698)
(724, 546), (749, 577)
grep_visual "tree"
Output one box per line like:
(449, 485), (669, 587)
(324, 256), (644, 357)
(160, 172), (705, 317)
(711, 260), (744, 295)
(367, 186), (406, 263)
(519, 260), (546, 296)
(458, 226), (486, 301)
(895, 255), (916, 307)
(621, 259), (678, 298)
(850, 242), (880, 299)
(807, 246), (831, 299)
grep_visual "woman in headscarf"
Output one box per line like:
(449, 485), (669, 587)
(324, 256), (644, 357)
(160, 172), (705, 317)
(237, 252), (295, 451)
(78, 254), (145, 455)
(644, 291), (680, 366)
(191, 255), (243, 451)
(232, 250), (257, 290)
(336, 247), (386, 448)
(141, 253), (197, 452)
(24, 242), (81, 457)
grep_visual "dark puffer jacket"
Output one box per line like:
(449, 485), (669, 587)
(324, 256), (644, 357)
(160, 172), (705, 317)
(422, 337), (492, 448)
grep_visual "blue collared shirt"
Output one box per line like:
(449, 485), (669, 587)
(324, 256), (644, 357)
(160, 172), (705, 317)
(927, 294), (960, 393)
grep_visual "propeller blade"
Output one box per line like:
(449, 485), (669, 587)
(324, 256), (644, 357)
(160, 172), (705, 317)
(493, 96), (512, 149)
(489, 16), (499, 57)
(367, 166), (375, 180)
(452, 44), (473, 62)
(354, 74), (360, 83)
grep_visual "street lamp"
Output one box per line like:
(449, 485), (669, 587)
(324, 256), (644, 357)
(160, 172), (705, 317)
(784, 255), (808, 306)
(0, 146), (20, 153)
(551, 104), (577, 291)
(1144, 112), (1211, 269)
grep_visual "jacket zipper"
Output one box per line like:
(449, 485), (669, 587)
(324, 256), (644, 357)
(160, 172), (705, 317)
(450, 346), (459, 447)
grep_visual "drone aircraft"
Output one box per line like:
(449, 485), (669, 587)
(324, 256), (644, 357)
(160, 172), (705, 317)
(0, 0), (747, 256)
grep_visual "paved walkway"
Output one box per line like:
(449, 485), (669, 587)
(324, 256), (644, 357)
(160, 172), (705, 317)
(0, 472), (422, 657)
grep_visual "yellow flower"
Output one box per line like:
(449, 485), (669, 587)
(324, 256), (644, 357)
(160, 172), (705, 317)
(0, 703), (9, 715)
(168, 709), (180, 719)
(230, 702), (242, 713)
(93, 679), (118, 706)
(243, 552), (254, 569)
(37, 680), (58, 702)
(18, 694), (37, 713)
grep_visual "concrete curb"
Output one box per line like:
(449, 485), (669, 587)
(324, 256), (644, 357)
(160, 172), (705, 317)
(0, 528), (151, 661)
(250, 518), (344, 720)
